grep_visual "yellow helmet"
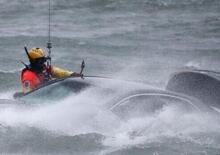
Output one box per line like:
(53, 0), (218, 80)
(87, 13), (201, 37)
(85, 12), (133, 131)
(28, 48), (46, 60)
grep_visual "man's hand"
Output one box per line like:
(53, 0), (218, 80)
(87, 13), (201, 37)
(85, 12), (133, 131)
(71, 72), (84, 79)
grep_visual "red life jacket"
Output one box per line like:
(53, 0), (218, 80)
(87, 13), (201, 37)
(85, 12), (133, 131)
(21, 66), (52, 93)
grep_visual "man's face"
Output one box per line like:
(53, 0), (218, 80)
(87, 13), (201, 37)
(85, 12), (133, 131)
(31, 57), (47, 71)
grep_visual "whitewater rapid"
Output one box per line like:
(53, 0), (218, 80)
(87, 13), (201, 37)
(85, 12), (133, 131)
(0, 78), (220, 154)
(0, 0), (220, 154)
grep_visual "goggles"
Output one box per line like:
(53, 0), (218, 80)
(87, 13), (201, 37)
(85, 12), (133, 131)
(33, 57), (50, 64)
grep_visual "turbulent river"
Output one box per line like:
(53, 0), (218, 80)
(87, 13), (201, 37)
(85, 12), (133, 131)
(0, 0), (220, 154)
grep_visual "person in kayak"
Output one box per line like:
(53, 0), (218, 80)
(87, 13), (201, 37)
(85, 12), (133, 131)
(21, 47), (83, 93)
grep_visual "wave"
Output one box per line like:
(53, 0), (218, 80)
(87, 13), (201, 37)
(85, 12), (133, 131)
(0, 126), (104, 154)
(1, 0), (219, 39)
(0, 77), (220, 154)
(51, 0), (220, 10)
(1, 0), (219, 13)
(143, 0), (220, 10)
(185, 55), (220, 72)
(0, 69), (19, 74)
(0, 70), (20, 92)
(103, 104), (220, 154)
(2, 103), (218, 155)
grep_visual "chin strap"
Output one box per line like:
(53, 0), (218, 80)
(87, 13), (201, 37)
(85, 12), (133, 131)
(20, 60), (30, 69)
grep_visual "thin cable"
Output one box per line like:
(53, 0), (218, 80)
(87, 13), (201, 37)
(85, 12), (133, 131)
(47, 0), (52, 56)
(48, 0), (51, 44)
(47, 0), (52, 67)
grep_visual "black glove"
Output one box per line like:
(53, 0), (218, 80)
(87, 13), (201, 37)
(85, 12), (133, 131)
(71, 72), (84, 79)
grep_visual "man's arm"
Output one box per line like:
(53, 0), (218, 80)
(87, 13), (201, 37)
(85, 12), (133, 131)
(51, 66), (82, 78)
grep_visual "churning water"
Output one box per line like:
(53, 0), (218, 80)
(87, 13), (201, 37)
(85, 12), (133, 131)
(0, 0), (220, 154)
